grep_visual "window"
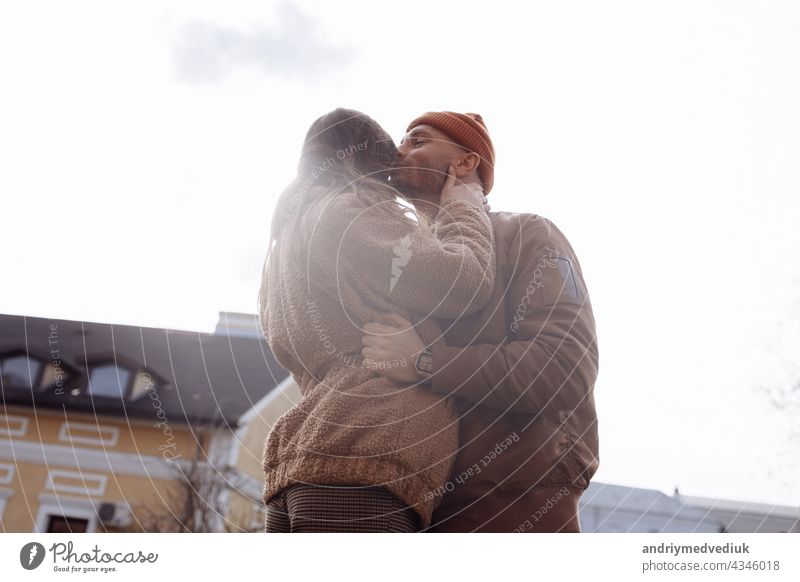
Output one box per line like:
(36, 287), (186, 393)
(0, 354), (42, 390)
(58, 358), (160, 402)
(35, 494), (97, 533)
(87, 363), (132, 399)
(46, 515), (89, 533)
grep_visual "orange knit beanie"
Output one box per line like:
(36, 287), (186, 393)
(406, 111), (495, 193)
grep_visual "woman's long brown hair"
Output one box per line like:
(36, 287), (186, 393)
(258, 108), (421, 336)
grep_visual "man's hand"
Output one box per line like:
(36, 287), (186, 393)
(361, 314), (425, 383)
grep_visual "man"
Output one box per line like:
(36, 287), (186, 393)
(361, 111), (600, 532)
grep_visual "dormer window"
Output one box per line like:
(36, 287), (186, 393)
(2, 350), (162, 402)
(80, 360), (162, 401)
(0, 353), (43, 390)
(87, 363), (132, 399)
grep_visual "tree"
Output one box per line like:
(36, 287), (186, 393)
(125, 441), (264, 533)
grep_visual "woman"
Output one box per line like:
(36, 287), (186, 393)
(258, 108), (495, 532)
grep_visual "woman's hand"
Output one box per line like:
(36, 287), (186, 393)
(362, 314), (425, 383)
(439, 165), (488, 211)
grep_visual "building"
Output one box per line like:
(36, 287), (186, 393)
(578, 482), (722, 532)
(672, 492), (800, 533)
(579, 482), (800, 533)
(0, 311), (288, 533)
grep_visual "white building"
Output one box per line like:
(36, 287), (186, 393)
(579, 482), (800, 533)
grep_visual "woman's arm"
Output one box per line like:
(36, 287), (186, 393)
(303, 183), (495, 319)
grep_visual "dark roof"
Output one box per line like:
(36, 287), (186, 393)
(0, 313), (288, 427)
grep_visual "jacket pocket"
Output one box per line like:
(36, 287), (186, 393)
(553, 409), (592, 489)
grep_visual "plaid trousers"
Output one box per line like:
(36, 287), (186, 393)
(265, 484), (419, 533)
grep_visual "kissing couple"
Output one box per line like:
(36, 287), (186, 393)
(259, 108), (599, 533)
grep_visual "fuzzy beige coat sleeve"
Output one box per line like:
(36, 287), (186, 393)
(300, 189), (496, 319)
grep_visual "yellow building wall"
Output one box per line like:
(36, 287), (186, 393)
(1, 461), (184, 532)
(3, 406), (200, 457)
(3, 378), (301, 533)
(236, 379), (300, 480)
(1, 406), (205, 533)
(224, 378), (299, 532)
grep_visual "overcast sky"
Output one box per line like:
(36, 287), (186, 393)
(2, 0), (798, 507)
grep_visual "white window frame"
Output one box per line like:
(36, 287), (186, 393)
(0, 414), (28, 437)
(0, 463), (14, 485)
(0, 487), (13, 521)
(45, 469), (107, 496)
(58, 422), (119, 448)
(35, 494), (97, 533)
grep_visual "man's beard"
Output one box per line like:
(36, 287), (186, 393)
(389, 163), (449, 198)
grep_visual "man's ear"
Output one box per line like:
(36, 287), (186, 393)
(454, 151), (481, 178)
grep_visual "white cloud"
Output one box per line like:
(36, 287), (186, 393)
(171, 2), (355, 83)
